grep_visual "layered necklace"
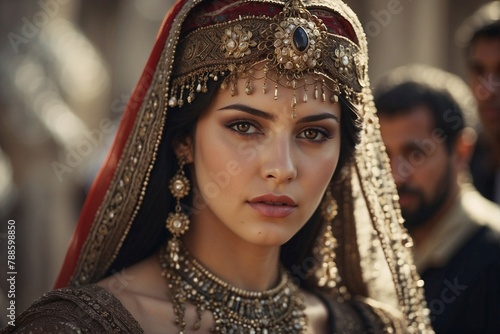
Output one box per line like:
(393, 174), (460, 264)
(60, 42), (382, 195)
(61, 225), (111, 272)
(159, 239), (308, 334)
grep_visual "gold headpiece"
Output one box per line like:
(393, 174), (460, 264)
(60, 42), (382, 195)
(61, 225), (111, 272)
(168, 0), (365, 117)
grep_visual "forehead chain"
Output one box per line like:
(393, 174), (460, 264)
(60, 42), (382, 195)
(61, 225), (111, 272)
(168, 0), (364, 118)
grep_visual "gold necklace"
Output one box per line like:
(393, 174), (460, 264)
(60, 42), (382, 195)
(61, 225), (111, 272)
(159, 239), (308, 334)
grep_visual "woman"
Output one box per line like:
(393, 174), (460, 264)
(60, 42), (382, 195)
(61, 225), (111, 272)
(3, 0), (433, 333)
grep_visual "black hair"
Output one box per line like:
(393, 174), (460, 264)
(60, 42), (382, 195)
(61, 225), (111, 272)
(108, 76), (362, 288)
(374, 81), (465, 152)
(468, 21), (500, 52)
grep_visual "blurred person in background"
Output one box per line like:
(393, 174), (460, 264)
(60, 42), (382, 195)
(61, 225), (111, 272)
(375, 64), (500, 334)
(457, 1), (500, 204)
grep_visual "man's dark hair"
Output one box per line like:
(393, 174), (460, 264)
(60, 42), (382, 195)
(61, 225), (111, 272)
(455, 1), (500, 49)
(468, 21), (500, 53)
(374, 81), (465, 152)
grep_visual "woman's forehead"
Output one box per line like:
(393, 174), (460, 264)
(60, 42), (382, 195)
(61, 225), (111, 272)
(207, 74), (342, 120)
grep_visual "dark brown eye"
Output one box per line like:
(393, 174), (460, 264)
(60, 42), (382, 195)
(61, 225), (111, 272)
(227, 121), (259, 136)
(297, 127), (332, 142)
(237, 123), (250, 132)
(304, 129), (318, 139)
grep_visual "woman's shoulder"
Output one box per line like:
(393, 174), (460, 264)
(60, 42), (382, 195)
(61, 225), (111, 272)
(348, 296), (407, 333)
(95, 254), (182, 332)
(312, 290), (406, 334)
(0, 284), (143, 334)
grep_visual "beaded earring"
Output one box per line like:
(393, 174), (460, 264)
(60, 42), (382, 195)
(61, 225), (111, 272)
(315, 189), (342, 290)
(165, 158), (191, 238)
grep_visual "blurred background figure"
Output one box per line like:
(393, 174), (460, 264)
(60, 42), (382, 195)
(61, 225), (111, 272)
(375, 64), (500, 333)
(456, 1), (500, 204)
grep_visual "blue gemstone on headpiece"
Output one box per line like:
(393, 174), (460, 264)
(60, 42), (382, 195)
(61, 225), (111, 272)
(293, 26), (308, 52)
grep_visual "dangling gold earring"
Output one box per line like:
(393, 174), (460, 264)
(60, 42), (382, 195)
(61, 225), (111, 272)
(166, 157), (191, 238)
(315, 189), (342, 290)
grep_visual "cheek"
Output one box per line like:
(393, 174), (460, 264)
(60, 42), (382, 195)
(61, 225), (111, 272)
(469, 75), (485, 97)
(470, 76), (479, 89)
(194, 132), (246, 199)
(416, 153), (448, 191)
(300, 146), (340, 192)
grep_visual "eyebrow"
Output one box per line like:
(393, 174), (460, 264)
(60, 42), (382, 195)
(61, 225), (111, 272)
(219, 104), (275, 121)
(467, 59), (483, 71)
(297, 113), (339, 124)
(402, 140), (431, 155)
(219, 104), (339, 123)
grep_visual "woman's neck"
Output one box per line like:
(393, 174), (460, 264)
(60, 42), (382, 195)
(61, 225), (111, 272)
(182, 217), (281, 292)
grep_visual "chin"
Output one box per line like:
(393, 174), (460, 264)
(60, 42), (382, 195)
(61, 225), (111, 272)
(244, 226), (297, 247)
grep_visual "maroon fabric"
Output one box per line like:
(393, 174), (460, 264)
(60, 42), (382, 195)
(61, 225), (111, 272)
(182, 0), (358, 44)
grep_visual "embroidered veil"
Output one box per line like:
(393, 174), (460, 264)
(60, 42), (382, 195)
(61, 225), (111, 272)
(52, 1), (432, 332)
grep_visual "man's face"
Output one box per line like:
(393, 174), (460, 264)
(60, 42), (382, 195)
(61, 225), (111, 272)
(379, 106), (455, 232)
(469, 37), (500, 141)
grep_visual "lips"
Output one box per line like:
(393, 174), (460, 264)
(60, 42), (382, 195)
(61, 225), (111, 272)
(397, 190), (420, 211)
(480, 108), (500, 122)
(398, 194), (416, 208)
(247, 194), (297, 218)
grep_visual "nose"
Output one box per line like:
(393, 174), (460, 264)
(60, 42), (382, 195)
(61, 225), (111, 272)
(390, 155), (412, 187)
(260, 135), (297, 183)
(477, 72), (500, 101)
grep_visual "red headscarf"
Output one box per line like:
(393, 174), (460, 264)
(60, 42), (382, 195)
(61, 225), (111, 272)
(54, 1), (186, 289)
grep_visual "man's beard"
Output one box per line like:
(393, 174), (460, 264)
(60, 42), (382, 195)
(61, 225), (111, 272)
(398, 162), (453, 234)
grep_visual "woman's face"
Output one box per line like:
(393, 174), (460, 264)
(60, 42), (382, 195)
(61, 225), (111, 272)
(183, 74), (341, 247)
